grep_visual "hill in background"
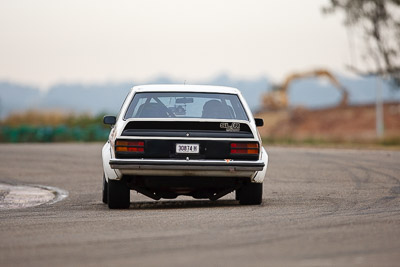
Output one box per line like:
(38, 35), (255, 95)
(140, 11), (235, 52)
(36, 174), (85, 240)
(1, 73), (400, 118)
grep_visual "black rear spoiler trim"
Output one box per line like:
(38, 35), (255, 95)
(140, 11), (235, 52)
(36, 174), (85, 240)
(122, 129), (253, 138)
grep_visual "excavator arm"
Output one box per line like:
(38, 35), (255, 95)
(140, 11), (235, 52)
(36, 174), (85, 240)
(263, 69), (349, 110)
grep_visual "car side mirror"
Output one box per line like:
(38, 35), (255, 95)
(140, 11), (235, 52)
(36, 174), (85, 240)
(255, 118), (264, 127)
(103, 115), (116, 125)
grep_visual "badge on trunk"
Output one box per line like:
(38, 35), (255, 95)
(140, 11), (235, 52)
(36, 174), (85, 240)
(220, 122), (240, 132)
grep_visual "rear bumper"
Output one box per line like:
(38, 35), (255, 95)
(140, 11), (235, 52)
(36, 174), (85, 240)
(110, 158), (264, 171)
(109, 158), (264, 178)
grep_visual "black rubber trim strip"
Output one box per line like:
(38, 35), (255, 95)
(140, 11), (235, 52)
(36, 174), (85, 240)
(109, 160), (264, 168)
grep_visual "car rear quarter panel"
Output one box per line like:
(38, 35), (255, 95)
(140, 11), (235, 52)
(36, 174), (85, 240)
(102, 141), (119, 181)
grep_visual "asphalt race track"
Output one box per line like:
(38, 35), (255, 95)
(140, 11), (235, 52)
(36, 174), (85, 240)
(0, 144), (399, 266)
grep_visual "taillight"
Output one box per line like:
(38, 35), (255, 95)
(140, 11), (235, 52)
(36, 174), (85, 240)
(230, 142), (259, 154)
(116, 140), (144, 152)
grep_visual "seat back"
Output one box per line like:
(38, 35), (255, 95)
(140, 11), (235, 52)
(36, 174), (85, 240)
(202, 100), (232, 119)
(137, 103), (168, 118)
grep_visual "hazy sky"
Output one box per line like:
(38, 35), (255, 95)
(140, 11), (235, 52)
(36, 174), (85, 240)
(0, 0), (351, 90)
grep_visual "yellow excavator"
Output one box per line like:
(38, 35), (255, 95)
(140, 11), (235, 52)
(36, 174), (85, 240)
(262, 69), (349, 110)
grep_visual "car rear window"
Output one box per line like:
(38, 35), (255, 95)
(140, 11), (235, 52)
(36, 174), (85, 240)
(124, 92), (249, 120)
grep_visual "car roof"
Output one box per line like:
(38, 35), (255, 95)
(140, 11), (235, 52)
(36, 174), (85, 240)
(131, 84), (241, 94)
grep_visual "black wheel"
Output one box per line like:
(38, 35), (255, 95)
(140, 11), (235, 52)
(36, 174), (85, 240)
(107, 178), (130, 209)
(102, 174), (108, 204)
(238, 182), (263, 205)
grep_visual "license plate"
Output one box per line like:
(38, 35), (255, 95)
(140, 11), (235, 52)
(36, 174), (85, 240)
(176, 144), (199, 154)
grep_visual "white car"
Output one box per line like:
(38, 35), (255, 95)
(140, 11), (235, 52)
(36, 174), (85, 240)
(102, 85), (268, 209)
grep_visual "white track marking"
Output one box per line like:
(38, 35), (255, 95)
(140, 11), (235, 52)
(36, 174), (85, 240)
(0, 183), (68, 210)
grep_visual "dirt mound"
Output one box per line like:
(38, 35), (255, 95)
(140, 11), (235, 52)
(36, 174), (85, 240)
(256, 102), (400, 141)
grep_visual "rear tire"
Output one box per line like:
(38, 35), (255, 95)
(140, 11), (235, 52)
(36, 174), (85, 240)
(239, 182), (263, 205)
(102, 174), (108, 204)
(235, 188), (241, 201)
(108, 179), (130, 209)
